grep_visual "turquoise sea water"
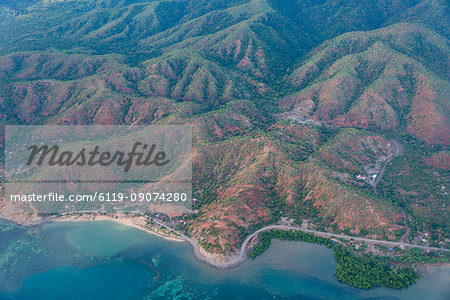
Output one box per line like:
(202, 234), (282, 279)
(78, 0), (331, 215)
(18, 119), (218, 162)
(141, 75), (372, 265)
(0, 220), (448, 300)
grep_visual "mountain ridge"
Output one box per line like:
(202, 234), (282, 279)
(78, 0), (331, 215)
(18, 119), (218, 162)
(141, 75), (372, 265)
(0, 0), (449, 255)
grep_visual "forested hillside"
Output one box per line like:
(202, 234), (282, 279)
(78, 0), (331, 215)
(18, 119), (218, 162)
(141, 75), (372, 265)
(0, 0), (448, 255)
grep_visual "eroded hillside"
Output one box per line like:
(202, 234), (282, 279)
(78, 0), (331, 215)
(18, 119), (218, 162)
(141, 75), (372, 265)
(0, 0), (448, 256)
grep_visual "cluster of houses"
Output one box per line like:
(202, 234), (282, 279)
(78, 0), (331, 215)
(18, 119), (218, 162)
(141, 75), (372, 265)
(441, 185), (448, 196)
(355, 174), (377, 181)
(355, 175), (367, 181)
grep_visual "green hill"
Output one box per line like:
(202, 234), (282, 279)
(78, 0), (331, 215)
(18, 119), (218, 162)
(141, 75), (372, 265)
(0, 0), (449, 257)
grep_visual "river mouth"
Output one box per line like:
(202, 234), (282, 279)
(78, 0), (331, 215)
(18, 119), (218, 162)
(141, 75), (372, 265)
(0, 220), (449, 299)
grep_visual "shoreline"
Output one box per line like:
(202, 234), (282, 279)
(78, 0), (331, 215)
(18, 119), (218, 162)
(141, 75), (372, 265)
(53, 214), (246, 268)
(0, 213), (242, 268)
(54, 214), (186, 243)
(1, 214), (449, 271)
(418, 262), (450, 273)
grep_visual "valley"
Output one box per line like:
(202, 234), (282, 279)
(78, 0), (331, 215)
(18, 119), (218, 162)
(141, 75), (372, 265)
(0, 0), (449, 291)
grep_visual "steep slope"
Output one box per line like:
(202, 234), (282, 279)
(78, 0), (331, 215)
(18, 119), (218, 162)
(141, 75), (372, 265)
(0, 0), (448, 256)
(138, 50), (248, 106)
(0, 0), (251, 55)
(0, 52), (185, 125)
(269, 0), (449, 40)
(280, 24), (450, 145)
(144, 1), (308, 83)
(188, 121), (403, 254)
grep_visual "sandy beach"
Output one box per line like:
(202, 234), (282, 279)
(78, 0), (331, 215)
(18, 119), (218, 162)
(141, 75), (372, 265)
(2, 213), (448, 270)
(55, 214), (185, 243)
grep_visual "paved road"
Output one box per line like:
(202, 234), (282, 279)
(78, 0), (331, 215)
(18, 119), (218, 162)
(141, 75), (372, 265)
(150, 217), (247, 268)
(0, 213), (55, 226)
(151, 219), (448, 269)
(400, 208), (411, 243)
(369, 139), (411, 243)
(2, 213), (446, 269)
(372, 138), (403, 195)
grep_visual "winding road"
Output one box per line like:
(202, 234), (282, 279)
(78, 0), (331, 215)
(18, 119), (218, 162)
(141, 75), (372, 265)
(1, 213), (446, 269)
(368, 139), (411, 243)
(150, 219), (448, 269)
(0, 212), (56, 226)
(400, 208), (412, 243)
(372, 138), (403, 195)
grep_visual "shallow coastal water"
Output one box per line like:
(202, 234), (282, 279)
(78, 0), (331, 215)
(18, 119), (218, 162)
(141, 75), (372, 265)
(0, 220), (448, 299)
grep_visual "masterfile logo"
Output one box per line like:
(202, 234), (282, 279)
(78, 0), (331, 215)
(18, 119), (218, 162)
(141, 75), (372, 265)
(3, 125), (192, 215)
(26, 142), (170, 172)
(6, 125), (191, 182)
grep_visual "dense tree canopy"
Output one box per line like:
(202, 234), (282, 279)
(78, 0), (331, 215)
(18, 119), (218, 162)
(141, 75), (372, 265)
(249, 230), (420, 289)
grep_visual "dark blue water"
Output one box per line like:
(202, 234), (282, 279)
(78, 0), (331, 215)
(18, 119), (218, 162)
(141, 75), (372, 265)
(0, 220), (448, 299)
